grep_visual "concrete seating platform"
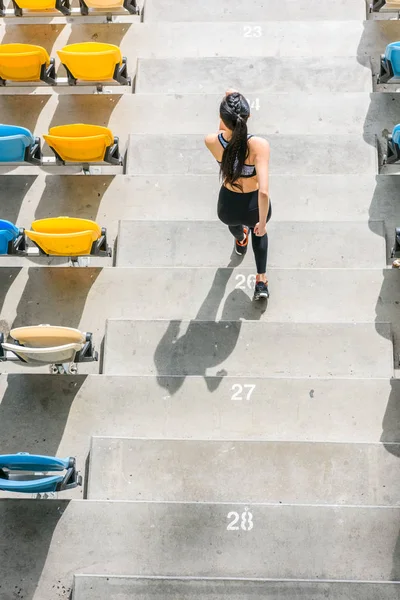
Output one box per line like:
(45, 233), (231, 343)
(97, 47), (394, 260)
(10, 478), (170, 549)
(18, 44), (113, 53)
(103, 320), (393, 378)
(88, 436), (400, 504)
(72, 576), (400, 600)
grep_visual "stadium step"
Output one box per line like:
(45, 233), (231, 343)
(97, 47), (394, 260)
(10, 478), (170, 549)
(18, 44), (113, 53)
(142, 0), (366, 22)
(136, 57), (372, 93)
(1, 499), (400, 600)
(125, 134), (377, 175)
(116, 221), (386, 268)
(0, 375), (397, 476)
(72, 576), (400, 600)
(103, 320), (393, 378)
(88, 436), (400, 504)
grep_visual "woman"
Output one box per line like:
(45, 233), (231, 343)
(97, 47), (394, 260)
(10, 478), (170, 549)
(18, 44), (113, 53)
(205, 89), (271, 300)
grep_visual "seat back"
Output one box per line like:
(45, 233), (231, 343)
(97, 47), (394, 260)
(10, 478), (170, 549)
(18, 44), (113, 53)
(392, 124), (400, 145)
(44, 124), (114, 162)
(0, 453), (77, 494)
(84, 0), (123, 6)
(0, 219), (19, 254)
(0, 44), (50, 82)
(0, 124), (34, 163)
(26, 216), (102, 256)
(1, 341), (83, 365)
(10, 324), (85, 347)
(14, 0), (57, 8)
(57, 42), (122, 81)
(386, 42), (400, 77)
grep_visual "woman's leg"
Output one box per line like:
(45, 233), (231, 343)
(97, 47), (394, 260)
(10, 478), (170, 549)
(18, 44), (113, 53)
(228, 224), (245, 241)
(249, 201), (272, 280)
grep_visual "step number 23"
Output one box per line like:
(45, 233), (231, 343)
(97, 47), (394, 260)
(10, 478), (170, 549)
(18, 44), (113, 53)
(227, 508), (254, 531)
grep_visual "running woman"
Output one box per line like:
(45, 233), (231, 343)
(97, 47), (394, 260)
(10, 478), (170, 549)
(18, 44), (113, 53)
(205, 89), (271, 300)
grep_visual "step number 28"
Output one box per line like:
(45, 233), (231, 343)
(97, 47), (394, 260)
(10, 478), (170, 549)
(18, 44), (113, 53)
(227, 508), (254, 531)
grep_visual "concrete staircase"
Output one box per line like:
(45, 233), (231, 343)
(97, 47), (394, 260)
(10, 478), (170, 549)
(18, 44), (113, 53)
(1, 0), (400, 599)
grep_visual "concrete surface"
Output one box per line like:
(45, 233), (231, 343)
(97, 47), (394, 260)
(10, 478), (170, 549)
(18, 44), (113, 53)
(72, 576), (400, 600)
(3, 500), (400, 600)
(136, 57), (372, 93)
(103, 320), (393, 378)
(116, 221), (386, 268)
(88, 437), (400, 504)
(125, 134), (377, 175)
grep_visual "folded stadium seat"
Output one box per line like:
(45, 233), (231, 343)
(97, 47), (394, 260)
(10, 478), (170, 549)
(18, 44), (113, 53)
(379, 41), (400, 83)
(0, 124), (41, 164)
(386, 124), (400, 164)
(0, 219), (25, 255)
(44, 124), (121, 165)
(0, 44), (56, 85)
(11, 0), (70, 16)
(79, 0), (138, 14)
(372, 0), (400, 10)
(57, 42), (130, 85)
(0, 324), (98, 372)
(0, 454), (81, 494)
(25, 216), (111, 257)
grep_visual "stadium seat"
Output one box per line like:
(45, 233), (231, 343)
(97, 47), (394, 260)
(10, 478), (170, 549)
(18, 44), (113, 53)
(0, 454), (81, 494)
(79, 0), (138, 14)
(11, 0), (70, 16)
(385, 124), (400, 163)
(372, 0), (400, 10)
(379, 42), (400, 83)
(0, 124), (41, 164)
(44, 124), (121, 165)
(25, 216), (111, 257)
(57, 42), (130, 85)
(0, 324), (98, 370)
(0, 219), (25, 255)
(0, 44), (56, 85)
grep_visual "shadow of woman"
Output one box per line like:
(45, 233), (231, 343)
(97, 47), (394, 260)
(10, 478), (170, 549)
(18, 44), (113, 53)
(154, 263), (266, 395)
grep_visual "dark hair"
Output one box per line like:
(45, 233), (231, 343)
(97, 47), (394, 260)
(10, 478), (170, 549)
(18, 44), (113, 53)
(219, 92), (250, 191)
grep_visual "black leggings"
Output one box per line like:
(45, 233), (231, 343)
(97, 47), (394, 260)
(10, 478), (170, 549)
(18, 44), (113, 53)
(217, 186), (272, 274)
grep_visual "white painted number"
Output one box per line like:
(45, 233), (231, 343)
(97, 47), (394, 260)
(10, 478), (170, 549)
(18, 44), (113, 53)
(250, 98), (260, 111)
(227, 508), (254, 531)
(235, 274), (256, 290)
(231, 383), (256, 401)
(243, 25), (263, 37)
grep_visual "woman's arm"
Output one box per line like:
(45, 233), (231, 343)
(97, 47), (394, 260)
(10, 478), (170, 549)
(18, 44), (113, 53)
(253, 139), (271, 236)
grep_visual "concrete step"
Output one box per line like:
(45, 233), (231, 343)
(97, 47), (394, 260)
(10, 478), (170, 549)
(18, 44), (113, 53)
(88, 437), (400, 504)
(2, 500), (400, 600)
(0, 376), (397, 479)
(125, 134), (377, 175)
(143, 0), (366, 21)
(0, 175), (384, 232)
(103, 320), (393, 378)
(72, 576), (400, 600)
(136, 57), (372, 93)
(116, 221), (385, 268)
(2, 268), (396, 341)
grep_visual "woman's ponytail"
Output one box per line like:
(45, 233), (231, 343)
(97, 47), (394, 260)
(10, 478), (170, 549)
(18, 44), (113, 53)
(219, 93), (250, 191)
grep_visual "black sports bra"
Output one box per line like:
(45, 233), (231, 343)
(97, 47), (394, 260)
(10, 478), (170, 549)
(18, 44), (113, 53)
(217, 132), (257, 178)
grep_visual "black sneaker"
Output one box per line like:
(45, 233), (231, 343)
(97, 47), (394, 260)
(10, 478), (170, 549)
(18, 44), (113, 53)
(235, 226), (249, 256)
(254, 280), (269, 300)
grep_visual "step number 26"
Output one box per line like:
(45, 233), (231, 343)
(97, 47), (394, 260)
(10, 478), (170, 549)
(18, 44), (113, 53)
(227, 508), (254, 531)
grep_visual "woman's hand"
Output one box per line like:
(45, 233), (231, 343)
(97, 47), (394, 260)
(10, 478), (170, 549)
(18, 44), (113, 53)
(254, 222), (267, 237)
(225, 88), (238, 96)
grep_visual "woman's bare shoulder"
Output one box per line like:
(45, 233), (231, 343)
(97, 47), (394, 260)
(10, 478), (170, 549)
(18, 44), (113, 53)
(249, 136), (270, 149)
(204, 132), (219, 146)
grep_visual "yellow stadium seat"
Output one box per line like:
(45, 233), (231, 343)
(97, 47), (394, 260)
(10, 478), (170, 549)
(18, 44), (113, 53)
(57, 42), (130, 85)
(79, 0), (138, 14)
(12, 0), (70, 16)
(43, 124), (121, 165)
(25, 216), (110, 257)
(0, 44), (56, 85)
(11, 325), (85, 348)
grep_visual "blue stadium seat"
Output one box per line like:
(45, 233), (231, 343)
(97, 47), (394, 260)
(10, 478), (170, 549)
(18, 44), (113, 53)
(386, 124), (400, 163)
(0, 453), (81, 493)
(0, 124), (41, 164)
(0, 219), (20, 254)
(379, 41), (400, 83)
